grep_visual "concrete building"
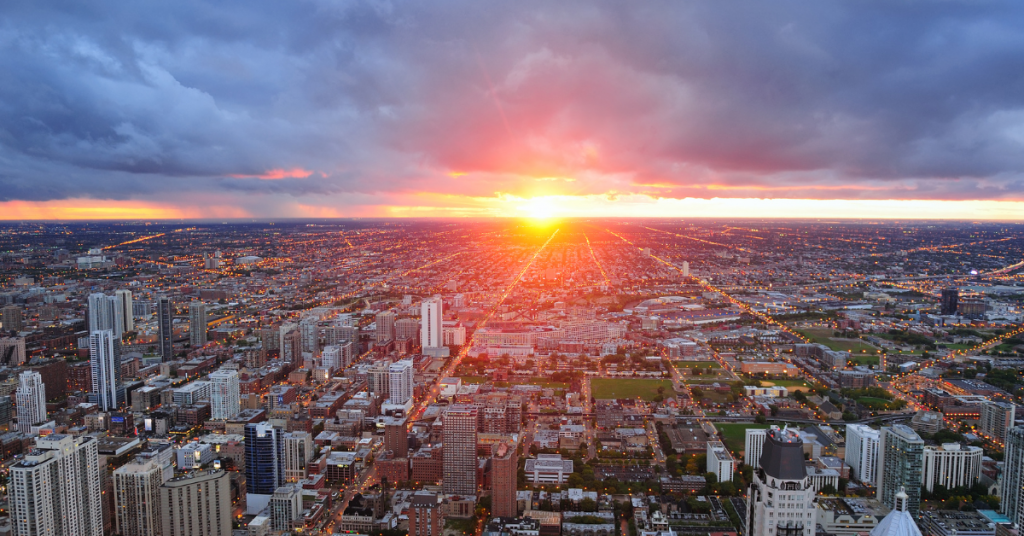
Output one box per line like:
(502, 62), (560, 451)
(921, 443), (982, 492)
(388, 359), (414, 405)
(114, 459), (165, 536)
(376, 311), (396, 343)
(159, 469), (232, 536)
(283, 431), (314, 482)
(421, 296), (448, 357)
(270, 484), (303, 532)
(845, 424), (880, 484)
(1002, 426), (1024, 527)
(707, 441), (735, 482)
(524, 454), (574, 485)
(0, 336), (27, 365)
(746, 428), (817, 536)
(876, 425), (924, 516)
(15, 370), (46, 433)
(980, 401), (1015, 445)
(491, 441), (517, 518)
(89, 292), (125, 338)
(442, 404), (479, 495)
(384, 416), (409, 457)
(90, 329), (125, 411)
(745, 426), (779, 467)
(1, 305), (23, 333)
(209, 369), (240, 420)
(9, 435), (104, 536)
(189, 301), (208, 347)
(115, 289), (135, 333)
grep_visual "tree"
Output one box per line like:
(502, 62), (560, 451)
(580, 497), (598, 512)
(755, 414), (767, 424)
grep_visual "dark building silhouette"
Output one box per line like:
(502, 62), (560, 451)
(940, 288), (959, 316)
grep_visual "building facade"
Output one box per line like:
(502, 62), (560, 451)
(90, 329), (125, 411)
(1001, 426), (1024, 527)
(114, 459), (165, 536)
(159, 469), (232, 536)
(746, 428), (817, 536)
(442, 404), (479, 495)
(9, 435), (104, 536)
(157, 296), (174, 361)
(980, 401), (1015, 445)
(876, 425), (924, 516)
(492, 442), (518, 518)
(15, 370), (47, 432)
(921, 443), (982, 492)
(209, 369), (240, 420)
(845, 424), (880, 484)
(245, 422), (284, 514)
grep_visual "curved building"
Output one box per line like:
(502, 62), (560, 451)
(746, 427), (817, 536)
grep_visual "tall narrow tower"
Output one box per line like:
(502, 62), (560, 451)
(15, 370), (47, 433)
(157, 296), (174, 361)
(9, 435), (104, 536)
(189, 301), (208, 347)
(90, 329), (124, 411)
(421, 296), (447, 357)
(442, 404), (478, 495)
(491, 441), (518, 517)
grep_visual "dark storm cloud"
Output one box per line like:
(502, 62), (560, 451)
(2, 0), (1024, 204)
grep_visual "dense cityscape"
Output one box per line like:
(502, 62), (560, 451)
(0, 219), (1021, 536)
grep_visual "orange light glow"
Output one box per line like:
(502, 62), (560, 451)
(0, 199), (250, 220)
(228, 168), (314, 180)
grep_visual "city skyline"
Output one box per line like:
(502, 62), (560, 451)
(3, 2), (1024, 220)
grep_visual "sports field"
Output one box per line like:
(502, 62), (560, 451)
(591, 378), (674, 401)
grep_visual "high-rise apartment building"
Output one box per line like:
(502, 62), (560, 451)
(746, 428), (816, 536)
(491, 442), (518, 518)
(157, 296), (174, 361)
(681, 261), (690, 277)
(89, 292), (125, 338)
(744, 427), (776, 467)
(876, 424), (924, 516)
(980, 400), (1015, 445)
(707, 441), (735, 482)
(409, 492), (445, 536)
(388, 359), (414, 405)
(1001, 426), (1024, 527)
(367, 363), (390, 398)
(159, 469), (232, 536)
(9, 435), (104, 536)
(421, 296), (447, 357)
(845, 424), (880, 483)
(189, 301), (208, 347)
(270, 484), (303, 532)
(300, 318), (319, 355)
(15, 370), (47, 433)
(442, 404), (478, 495)
(322, 342), (355, 372)
(115, 289), (135, 333)
(940, 288), (959, 316)
(245, 422), (284, 514)
(280, 323), (300, 363)
(396, 317), (420, 342)
(283, 431), (314, 482)
(114, 459), (165, 536)
(1, 305), (23, 333)
(90, 329), (124, 411)
(921, 443), (982, 492)
(376, 311), (396, 343)
(209, 369), (240, 420)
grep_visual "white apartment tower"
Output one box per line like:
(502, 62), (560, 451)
(189, 301), (208, 347)
(921, 443), (983, 492)
(114, 459), (165, 536)
(421, 296), (447, 357)
(16, 371), (47, 433)
(115, 289), (135, 333)
(209, 369), (241, 420)
(90, 329), (124, 411)
(845, 424), (880, 484)
(88, 292), (125, 338)
(745, 426), (779, 467)
(321, 342), (355, 372)
(388, 359), (415, 405)
(746, 428), (817, 536)
(707, 441), (735, 482)
(9, 435), (104, 536)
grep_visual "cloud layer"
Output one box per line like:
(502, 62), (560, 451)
(2, 0), (1024, 216)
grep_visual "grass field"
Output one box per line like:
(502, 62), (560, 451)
(758, 379), (813, 392)
(716, 423), (770, 455)
(674, 361), (722, 369)
(849, 354), (880, 366)
(591, 378), (674, 401)
(458, 375), (488, 384)
(797, 328), (878, 353)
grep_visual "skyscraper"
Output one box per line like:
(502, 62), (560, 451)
(88, 292), (125, 338)
(115, 289), (135, 333)
(681, 261), (690, 277)
(491, 441), (517, 518)
(876, 424), (924, 516)
(1, 305), (23, 333)
(376, 311), (396, 343)
(410, 493), (445, 536)
(980, 400), (1015, 445)
(299, 318), (319, 355)
(189, 301), (208, 347)
(245, 422), (284, 514)
(157, 296), (174, 361)
(746, 428), (816, 536)
(15, 370), (46, 433)
(940, 288), (959, 316)
(209, 369), (240, 420)
(114, 459), (165, 536)
(744, 427), (775, 467)
(159, 469), (232, 536)
(442, 404), (478, 495)
(421, 296), (447, 357)
(321, 343), (354, 372)
(9, 435), (104, 536)
(270, 484), (303, 532)
(845, 424), (880, 484)
(90, 329), (124, 411)
(388, 359), (414, 405)
(1001, 426), (1024, 527)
